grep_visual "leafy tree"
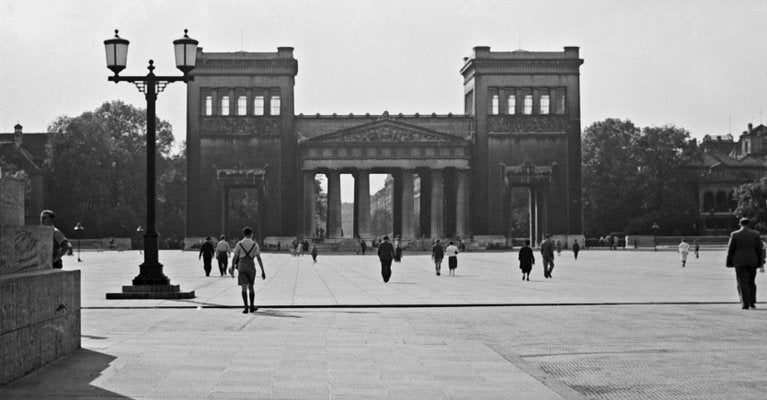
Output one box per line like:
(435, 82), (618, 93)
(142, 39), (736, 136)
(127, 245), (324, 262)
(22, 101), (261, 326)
(45, 100), (182, 239)
(582, 118), (701, 236)
(733, 178), (767, 233)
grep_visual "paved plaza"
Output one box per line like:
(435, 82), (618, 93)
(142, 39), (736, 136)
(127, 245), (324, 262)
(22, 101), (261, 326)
(2, 248), (767, 399)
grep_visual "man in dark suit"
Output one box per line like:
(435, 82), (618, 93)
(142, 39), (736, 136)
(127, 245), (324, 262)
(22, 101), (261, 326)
(540, 235), (555, 278)
(377, 236), (395, 283)
(726, 218), (765, 309)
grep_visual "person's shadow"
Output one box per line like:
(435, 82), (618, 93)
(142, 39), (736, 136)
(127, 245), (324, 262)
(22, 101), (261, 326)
(0, 349), (129, 398)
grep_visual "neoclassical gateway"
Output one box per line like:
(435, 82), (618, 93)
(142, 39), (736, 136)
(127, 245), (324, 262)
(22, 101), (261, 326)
(185, 46), (584, 245)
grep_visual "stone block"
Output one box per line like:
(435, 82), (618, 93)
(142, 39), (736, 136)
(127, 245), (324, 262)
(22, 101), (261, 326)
(0, 177), (25, 227)
(0, 225), (52, 275)
(0, 269), (81, 385)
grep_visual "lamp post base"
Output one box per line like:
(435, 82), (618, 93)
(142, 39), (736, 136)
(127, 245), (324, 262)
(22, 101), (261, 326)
(105, 261), (195, 299)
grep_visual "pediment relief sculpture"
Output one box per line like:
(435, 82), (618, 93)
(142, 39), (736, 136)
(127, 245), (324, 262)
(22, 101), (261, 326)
(306, 121), (467, 145)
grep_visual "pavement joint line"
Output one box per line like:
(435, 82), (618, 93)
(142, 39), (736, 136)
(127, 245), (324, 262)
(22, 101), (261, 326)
(82, 301), (741, 310)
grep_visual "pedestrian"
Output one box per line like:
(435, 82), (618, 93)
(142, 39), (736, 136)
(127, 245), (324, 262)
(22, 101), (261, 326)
(377, 236), (395, 282)
(431, 239), (444, 276)
(216, 234), (231, 276)
(394, 239), (403, 262)
(540, 234), (555, 278)
(445, 241), (459, 276)
(518, 239), (534, 281)
(572, 239), (580, 260)
(40, 210), (69, 269)
(360, 239), (367, 255)
(302, 239), (309, 255)
(599, 236), (605, 247)
(198, 237), (215, 276)
(726, 218), (765, 309)
(678, 238), (690, 267)
(693, 240), (700, 259)
(555, 239), (562, 255)
(231, 227), (266, 314)
(311, 243), (318, 263)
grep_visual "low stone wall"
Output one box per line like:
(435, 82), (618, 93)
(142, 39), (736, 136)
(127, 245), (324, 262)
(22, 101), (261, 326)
(0, 269), (81, 385)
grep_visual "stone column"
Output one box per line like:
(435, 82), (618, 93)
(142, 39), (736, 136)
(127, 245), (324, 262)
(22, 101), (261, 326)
(430, 169), (444, 239)
(303, 171), (316, 239)
(455, 169), (470, 238)
(355, 170), (371, 239)
(221, 188), (229, 237)
(401, 171), (415, 240)
(529, 188), (537, 246)
(326, 171), (342, 238)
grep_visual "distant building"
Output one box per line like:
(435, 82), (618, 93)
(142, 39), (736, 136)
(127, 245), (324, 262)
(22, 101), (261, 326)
(688, 123), (767, 233)
(0, 124), (48, 225)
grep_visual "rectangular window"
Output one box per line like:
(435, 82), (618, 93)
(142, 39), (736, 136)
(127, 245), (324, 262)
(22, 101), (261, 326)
(220, 96), (230, 116)
(540, 95), (550, 115)
(556, 91), (566, 114)
(523, 95), (533, 115)
(204, 96), (212, 116)
(254, 96), (264, 115)
(270, 95), (281, 115)
(507, 95), (516, 115)
(237, 96), (247, 116)
(491, 94), (499, 115)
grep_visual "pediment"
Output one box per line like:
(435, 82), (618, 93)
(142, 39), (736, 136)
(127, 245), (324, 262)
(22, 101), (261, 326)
(304, 120), (469, 145)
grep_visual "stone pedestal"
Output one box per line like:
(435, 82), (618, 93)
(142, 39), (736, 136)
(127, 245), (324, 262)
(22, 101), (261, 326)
(0, 177), (81, 385)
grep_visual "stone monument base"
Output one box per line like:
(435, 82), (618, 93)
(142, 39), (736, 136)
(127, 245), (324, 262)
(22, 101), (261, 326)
(106, 285), (195, 299)
(0, 270), (81, 385)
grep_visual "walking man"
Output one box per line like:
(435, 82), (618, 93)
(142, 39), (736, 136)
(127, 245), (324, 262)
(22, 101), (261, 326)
(541, 234), (555, 278)
(726, 218), (765, 309)
(198, 237), (215, 276)
(40, 210), (69, 269)
(518, 239), (534, 281)
(377, 236), (395, 282)
(431, 239), (444, 276)
(572, 239), (581, 260)
(216, 235), (231, 276)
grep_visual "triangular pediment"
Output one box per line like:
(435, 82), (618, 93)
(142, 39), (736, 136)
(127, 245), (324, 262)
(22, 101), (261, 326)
(305, 119), (468, 145)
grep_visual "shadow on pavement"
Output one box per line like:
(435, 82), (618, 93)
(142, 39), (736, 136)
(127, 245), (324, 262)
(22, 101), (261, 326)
(0, 348), (127, 399)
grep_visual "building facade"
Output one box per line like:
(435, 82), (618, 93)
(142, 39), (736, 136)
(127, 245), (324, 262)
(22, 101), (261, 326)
(0, 124), (48, 225)
(185, 46), (585, 245)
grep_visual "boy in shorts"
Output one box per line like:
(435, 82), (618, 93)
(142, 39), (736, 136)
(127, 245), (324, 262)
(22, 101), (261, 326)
(232, 227), (266, 313)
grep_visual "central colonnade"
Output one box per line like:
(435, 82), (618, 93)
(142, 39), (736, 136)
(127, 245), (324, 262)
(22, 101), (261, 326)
(302, 168), (470, 241)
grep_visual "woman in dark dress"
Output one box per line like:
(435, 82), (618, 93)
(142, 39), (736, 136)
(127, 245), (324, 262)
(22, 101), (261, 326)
(518, 240), (535, 281)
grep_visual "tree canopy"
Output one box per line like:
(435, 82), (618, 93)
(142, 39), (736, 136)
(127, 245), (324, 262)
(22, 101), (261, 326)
(582, 118), (701, 236)
(733, 178), (767, 233)
(45, 100), (184, 239)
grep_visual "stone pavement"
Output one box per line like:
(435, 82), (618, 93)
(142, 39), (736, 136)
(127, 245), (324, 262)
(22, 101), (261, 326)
(1, 248), (767, 399)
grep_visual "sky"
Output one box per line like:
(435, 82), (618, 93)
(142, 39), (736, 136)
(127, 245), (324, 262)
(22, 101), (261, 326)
(3, 1), (767, 201)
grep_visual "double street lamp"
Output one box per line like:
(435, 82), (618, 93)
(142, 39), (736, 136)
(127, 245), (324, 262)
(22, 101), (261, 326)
(74, 222), (84, 262)
(104, 29), (198, 298)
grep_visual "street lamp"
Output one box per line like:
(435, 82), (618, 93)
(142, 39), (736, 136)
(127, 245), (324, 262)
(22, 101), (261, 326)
(104, 29), (197, 299)
(74, 222), (84, 262)
(652, 222), (659, 251)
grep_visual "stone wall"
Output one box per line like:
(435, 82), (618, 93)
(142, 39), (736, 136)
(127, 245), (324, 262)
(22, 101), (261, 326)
(0, 177), (81, 386)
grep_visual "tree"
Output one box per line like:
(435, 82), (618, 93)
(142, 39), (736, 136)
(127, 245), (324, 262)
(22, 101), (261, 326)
(582, 118), (701, 236)
(733, 178), (767, 233)
(45, 100), (181, 239)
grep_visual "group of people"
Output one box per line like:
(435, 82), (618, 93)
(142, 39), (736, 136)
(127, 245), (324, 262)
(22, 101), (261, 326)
(41, 206), (767, 312)
(516, 235), (581, 280)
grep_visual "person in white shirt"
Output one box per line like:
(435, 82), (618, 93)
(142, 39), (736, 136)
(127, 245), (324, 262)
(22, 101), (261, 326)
(232, 227), (266, 314)
(445, 241), (459, 276)
(215, 235), (231, 276)
(678, 238), (690, 267)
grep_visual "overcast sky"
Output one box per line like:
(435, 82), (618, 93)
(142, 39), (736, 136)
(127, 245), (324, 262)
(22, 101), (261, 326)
(3, 1), (766, 200)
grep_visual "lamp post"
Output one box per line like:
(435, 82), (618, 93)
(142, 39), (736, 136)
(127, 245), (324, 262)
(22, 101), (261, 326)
(74, 222), (84, 262)
(652, 222), (659, 251)
(136, 225), (144, 254)
(104, 29), (197, 299)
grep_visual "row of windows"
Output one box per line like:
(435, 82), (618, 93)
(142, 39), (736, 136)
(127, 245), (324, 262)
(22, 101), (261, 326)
(489, 87), (566, 116)
(202, 89), (281, 117)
